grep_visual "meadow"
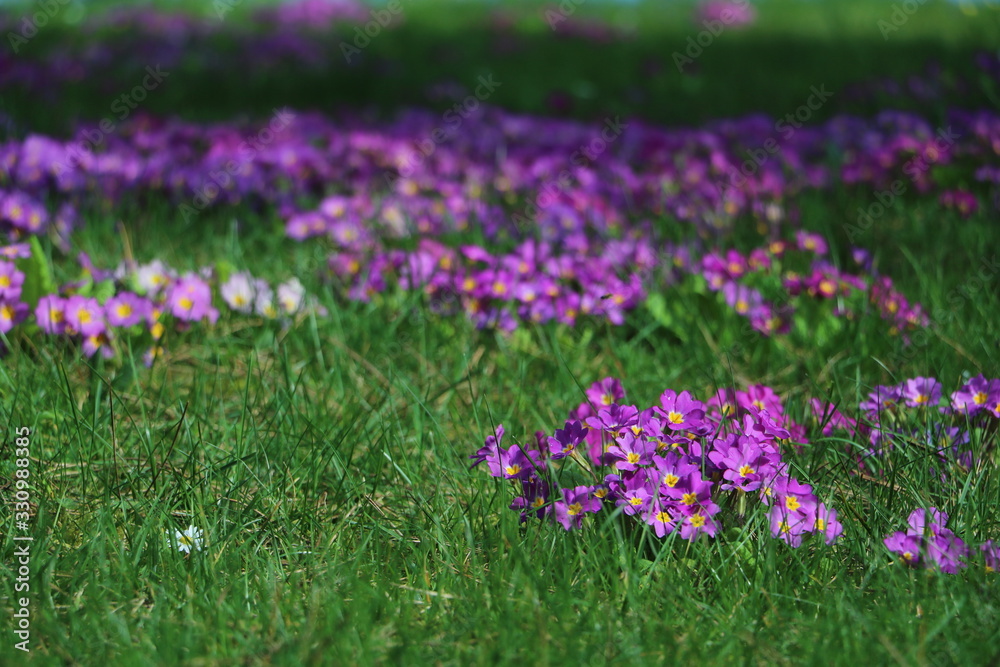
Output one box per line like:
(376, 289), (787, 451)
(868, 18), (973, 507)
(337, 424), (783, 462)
(1, 0), (999, 664)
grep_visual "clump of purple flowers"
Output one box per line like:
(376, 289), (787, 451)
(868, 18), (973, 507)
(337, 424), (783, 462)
(883, 507), (984, 574)
(0, 245), (324, 363)
(470, 378), (843, 547)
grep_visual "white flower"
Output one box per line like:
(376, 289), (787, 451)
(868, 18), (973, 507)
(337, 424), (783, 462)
(277, 277), (305, 315)
(167, 525), (204, 554)
(253, 280), (278, 318)
(221, 272), (256, 313)
(136, 259), (175, 296)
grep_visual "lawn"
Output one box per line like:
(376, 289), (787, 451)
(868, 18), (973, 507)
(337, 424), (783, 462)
(1, 0), (999, 664)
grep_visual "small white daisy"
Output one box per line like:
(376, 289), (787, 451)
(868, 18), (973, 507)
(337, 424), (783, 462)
(167, 525), (204, 554)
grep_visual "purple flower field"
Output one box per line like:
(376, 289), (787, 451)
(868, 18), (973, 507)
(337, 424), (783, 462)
(2, 1), (999, 663)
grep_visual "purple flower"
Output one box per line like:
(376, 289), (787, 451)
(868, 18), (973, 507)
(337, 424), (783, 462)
(901, 377), (941, 408)
(586, 377), (625, 408)
(82, 330), (115, 359)
(810, 503), (843, 545)
(495, 445), (535, 481)
(606, 432), (655, 471)
(652, 451), (699, 493)
(552, 486), (602, 530)
(644, 501), (679, 538)
(738, 384), (784, 416)
(981, 541), (999, 573)
(709, 434), (774, 492)
(884, 532), (923, 567)
(167, 274), (218, 324)
(860, 384), (903, 417)
(0, 262), (25, 301)
(655, 389), (705, 431)
(0, 244), (30, 260)
(105, 292), (149, 328)
(546, 420), (587, 460)
(615, 476), (653, 516)
(950, 375), (998, 416)
(470, 424), (505, 468)
(885, 507), (969, 573)
(35, 295), (67, 335)
(64, 296), (105, 337)
(509, 477), (550, 522)
(0, 299), (27, 333)
(770, 503), (812, 547)
(680, 511), (718, 540)
(722, 281), (762, 316)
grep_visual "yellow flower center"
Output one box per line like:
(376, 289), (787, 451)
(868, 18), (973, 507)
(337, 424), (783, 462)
(785, 496), (801, 511)
(973, 391), (987, 405)
(690, 514), (706, 528)
(667, 411), (684, 424)
(663, 474), (679, 488)
(116, 303), (132, 318)
(626, 452), (641, 465)
(179, 297), (194, 311)
(682, 492), (697, 505)
(567, 502), (583, 516)
(504, 464), (521, 476)
(656, 510), (672, 524)
(0, 275), (9, 288)
(629, 497), (643, 506)
(738, 464), (755, 477)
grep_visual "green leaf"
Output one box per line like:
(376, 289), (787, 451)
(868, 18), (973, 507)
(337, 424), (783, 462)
(216, 260), (237, 286)
(644, 292), (673, 329)
(93, 279), (116, 304)
(14, 236), (57, 309)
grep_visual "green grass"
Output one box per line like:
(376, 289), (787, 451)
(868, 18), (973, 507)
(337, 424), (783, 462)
(2, 1), (1000, 664)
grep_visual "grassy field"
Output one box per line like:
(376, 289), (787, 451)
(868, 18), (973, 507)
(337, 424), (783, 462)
(2, 0), (1000, 664)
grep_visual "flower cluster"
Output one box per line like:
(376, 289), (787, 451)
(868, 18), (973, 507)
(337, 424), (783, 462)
(884, 508), (998, 574)
(471, 378), (843, 547)
(815, 375), (1000, 463)
(1, 243), (322, 362)
(699, 232), (927, 337)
